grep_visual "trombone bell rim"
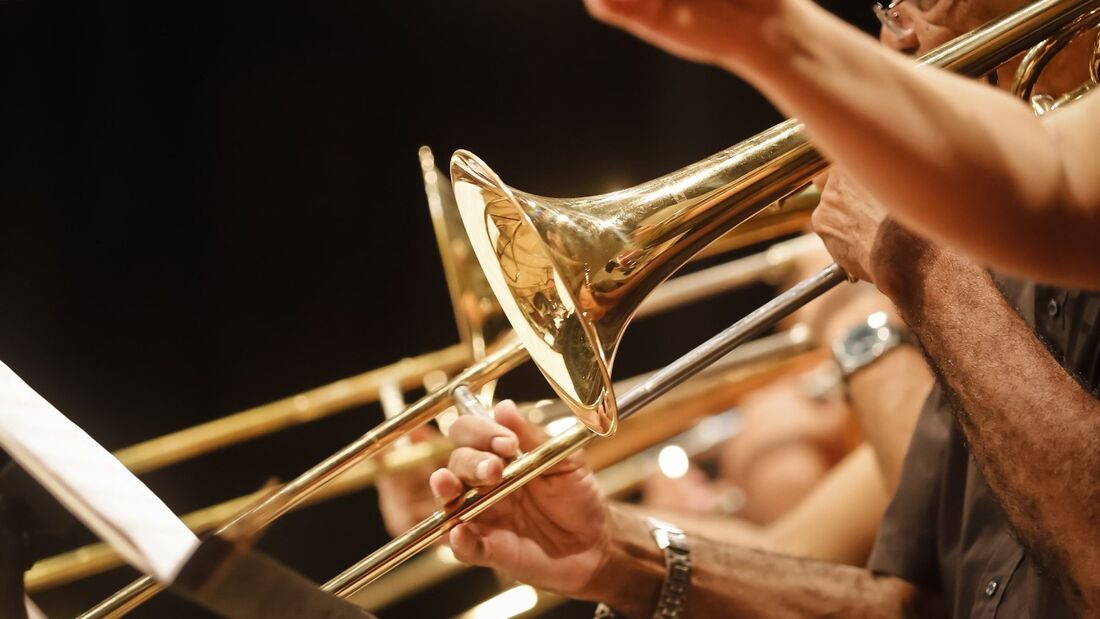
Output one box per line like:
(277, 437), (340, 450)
(450, 150), (617, 436)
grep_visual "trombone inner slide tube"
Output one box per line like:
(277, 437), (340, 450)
(322, 264), (846, 597)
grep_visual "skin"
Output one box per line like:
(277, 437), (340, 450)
(585, 0), (1100, 289)
(652, 374), (851, 525)
(427, 0), (1100, 614)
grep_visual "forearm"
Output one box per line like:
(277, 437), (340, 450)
(617, 502), (767, 549)
(879, 230), (1100, 608)
(587, 505), (932, 618)
(733, 0), (1100, 286)
(848, 347), (931, 491)
(814, 284), (932, 490)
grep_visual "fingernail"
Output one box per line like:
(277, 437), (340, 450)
(491, 436), (517, 456)
(476, 459), (492, 481)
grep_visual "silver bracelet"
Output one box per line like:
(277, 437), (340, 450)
(647, 518), (692, 618)
(592, 518), (692, 619)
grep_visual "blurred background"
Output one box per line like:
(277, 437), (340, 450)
(1, 1), (874, 616)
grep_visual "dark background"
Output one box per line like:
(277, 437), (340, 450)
(1, 2), (875, 617)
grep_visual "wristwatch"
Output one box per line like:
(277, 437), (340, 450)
(832, 312), (913, 379)
(593, 518), (692, 619)
(647, 517), (692, 618)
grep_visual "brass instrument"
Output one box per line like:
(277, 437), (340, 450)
(317, 0), (1100, 601)
(108, 150), (815, 479)
(31, 236), (817, 595)
(72, 200), (815, 614)
(1012, 4), (1100, 110)
(349, 330), (813, 611)
(79, 0), (1100, 615)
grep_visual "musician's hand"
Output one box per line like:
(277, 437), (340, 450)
(583, 0), (798, 72)
(376, 426), (442, 536)
(811, 171), (890, 286)
(812, 171), (931, 293)
(430, 400), (612, 597)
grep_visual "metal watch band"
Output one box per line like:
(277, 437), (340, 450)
(647, 518), (691, 619)
(591, 519), (692, 619)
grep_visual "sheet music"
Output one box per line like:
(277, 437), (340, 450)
(25, 595), (46, 619)
(0, 361), (198, 584)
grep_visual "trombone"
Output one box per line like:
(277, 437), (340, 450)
(104, 151), (815, 478)
(81, 0), (1100, 614)
(29, 165), (818, 594)
(65, 190), (817, 611)
(25, 204), (822, 593)
(321, 0), (1100, 600)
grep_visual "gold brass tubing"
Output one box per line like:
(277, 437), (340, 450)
(85, 578), (161, 619)
(77, 338), (528, 619)
(693, 186), (818, 260)
(109, 221), (809, 479)
(1011, 7), (1100, 102)
(635, 235), (821, 317)
(347, 547), (467, 611)
(26, 437), (452, 592)
(325, 420), (596, 599)
(113, 343), (471, 475)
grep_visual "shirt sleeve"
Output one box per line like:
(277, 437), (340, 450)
(866, 384), (951, 589)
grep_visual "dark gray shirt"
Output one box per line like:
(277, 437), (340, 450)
(868, 278), (1100, 618)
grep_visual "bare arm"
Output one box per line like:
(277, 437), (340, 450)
(848, 345), (930, 488)
(873, 228), (1100, 610)
(812, 282), (932, 489)
(589, 503), (940, 619)
(800, 181), (934, 489)
(631, 443), (889, 565)
(586, 0), (1100, 288)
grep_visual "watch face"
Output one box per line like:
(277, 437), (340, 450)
(836, 322), (901, 375)
(844, 324), (880, 358)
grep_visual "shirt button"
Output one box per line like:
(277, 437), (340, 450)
(1047, 298), (1060, 318)
(985, 579), (999, 597)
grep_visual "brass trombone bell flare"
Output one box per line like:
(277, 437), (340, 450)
(453, 136), (825, 437)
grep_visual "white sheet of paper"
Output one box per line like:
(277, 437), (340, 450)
(0, 361), (198, 584)
(25, 595), (46, 619)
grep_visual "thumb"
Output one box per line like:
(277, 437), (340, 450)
(449, 522), (494, 566)
(493, 400), (550, 452)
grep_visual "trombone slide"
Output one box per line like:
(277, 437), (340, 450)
(322, 265), (845, 597)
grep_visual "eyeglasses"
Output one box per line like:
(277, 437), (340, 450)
(873, 0), (910, 37)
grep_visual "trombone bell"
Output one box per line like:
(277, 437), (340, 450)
(453, 151), (620, 435)
(452, 120), (822, 435)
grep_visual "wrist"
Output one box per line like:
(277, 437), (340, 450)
(717, 0), (818, 76)
(869, 220), (940, 302)
(582, 505), (666, 619)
